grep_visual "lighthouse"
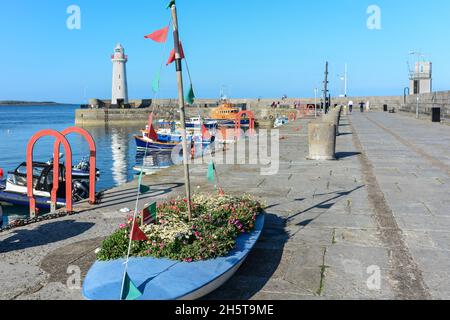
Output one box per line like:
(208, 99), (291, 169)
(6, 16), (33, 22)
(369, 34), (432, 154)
(111, 43), (129, 105)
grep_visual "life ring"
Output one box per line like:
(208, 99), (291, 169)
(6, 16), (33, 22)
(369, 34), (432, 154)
(269, 115), (275, 120)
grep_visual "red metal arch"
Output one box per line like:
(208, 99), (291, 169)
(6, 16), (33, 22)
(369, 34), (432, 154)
(27, 130), (73, 217)
(235, 110), (256, 137)
(54, 127), (97, 205)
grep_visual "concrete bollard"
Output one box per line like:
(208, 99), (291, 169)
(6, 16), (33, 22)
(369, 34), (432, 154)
(307, 122), (336, 160)
(322, 107), (341, 135)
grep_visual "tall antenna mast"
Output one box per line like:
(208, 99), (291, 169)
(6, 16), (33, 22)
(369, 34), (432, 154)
(323, 61), (329, 111)
(344, 63), (348, 97)
(169, 2), (192, 220)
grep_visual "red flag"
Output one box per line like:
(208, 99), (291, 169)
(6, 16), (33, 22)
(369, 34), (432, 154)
(166, 42), (185, 65)
(202, 124), (211, 140)
(148, 113), (158, 141)
(144, 26), (169, 43)
(130, 221), (148, 241)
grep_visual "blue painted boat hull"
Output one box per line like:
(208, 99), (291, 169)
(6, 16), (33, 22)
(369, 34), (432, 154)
(0, 190), (66, 210)
(135, 136), (178, 150)
(82, 214), (265, 300)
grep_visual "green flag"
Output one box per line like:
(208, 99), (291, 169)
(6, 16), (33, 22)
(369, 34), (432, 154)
(152, 71), (160, 93)
(186, 84), (195, 105)
(140, 185), (151, 194)
(138, 173), (150, 194)
(166, 0), (175, 9)
(121, 272), (143, 300)
(207, 161), (215, 183)
(143, 202), (157, 225)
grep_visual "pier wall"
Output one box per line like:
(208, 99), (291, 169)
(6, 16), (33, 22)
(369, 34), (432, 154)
(76, 92), (450, 125)
(401, 90), (450, 119)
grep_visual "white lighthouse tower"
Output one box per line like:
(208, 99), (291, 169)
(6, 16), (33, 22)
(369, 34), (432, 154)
(111, 43), (129, 105)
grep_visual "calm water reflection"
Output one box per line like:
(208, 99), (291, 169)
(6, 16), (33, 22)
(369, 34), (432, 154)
(0, 105), (174, 223)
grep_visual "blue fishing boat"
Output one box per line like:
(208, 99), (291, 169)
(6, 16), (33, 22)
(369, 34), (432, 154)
(82, 214), (264, 300)
(135, 128), (215, 151)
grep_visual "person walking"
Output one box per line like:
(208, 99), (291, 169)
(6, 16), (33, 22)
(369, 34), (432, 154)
(359, 101), (365, 113)
(348, 100), (354, 113)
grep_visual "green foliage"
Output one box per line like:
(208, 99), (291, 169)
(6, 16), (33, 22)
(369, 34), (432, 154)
(97, 193), (264, 262)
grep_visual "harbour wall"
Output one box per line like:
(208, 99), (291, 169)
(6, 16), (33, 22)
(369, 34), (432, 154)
(401, 91), (450, 119)
(75, 92), (450, 126)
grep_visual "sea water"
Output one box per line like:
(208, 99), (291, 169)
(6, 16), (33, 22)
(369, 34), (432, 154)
(0, 104), (176, 225)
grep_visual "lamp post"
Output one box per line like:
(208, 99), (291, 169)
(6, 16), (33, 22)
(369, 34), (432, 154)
(416, 94), (420, 119)
(344, 63), (348, 97)
(314, 88), (318, 117)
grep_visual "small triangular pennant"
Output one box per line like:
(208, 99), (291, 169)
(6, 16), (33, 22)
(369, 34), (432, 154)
(186, 84), (195, 105)
(207, 161), (215, 183)
(152, 71), (160, 93)
(130, 221), (148, 241)
(138, 174), (150, 194)
(121, 272), (143, 300)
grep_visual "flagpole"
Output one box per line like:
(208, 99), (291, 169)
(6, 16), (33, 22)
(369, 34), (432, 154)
(170, 3), (192, 221)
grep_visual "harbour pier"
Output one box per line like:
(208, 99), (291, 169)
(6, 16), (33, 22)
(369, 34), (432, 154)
(0, 111), (449, 299)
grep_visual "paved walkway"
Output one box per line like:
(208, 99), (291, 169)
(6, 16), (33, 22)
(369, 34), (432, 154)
(0, 111), (449, 300)
(350, 112), (450, 299)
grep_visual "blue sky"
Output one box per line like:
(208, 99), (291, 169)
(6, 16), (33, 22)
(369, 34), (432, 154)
(1, 0), (450, 103)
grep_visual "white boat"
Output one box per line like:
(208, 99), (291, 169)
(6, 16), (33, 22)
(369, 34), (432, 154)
(274, 116), (289, 128)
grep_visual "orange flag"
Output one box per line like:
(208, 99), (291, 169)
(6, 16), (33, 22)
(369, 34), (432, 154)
(144, 26), (169, 43)
(166, 42), (185, 65)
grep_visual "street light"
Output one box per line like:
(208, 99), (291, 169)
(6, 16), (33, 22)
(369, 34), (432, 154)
(337, 75), (346, 97)
(416, 95), (420, 119)
(314, 88), (318, 117)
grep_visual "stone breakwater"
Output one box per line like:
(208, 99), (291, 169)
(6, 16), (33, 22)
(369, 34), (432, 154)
(76, 91), (450, 126)
(75, 96), (398, 126)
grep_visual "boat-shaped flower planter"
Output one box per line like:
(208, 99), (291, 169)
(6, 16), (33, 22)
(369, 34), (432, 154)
(82, 214), (264, 300)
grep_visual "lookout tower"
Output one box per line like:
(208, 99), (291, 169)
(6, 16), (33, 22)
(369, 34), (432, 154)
(111, 43), (129, 105)
(409, 61), (432, 95)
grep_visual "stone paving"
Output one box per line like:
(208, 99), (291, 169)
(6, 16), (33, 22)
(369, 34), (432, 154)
(0, 111), (449, 300)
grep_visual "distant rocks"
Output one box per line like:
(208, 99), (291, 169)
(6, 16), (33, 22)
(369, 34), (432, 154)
(0, 101), (61, 106)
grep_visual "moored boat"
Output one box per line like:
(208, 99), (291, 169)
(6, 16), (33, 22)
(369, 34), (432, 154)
(210, 101), (250, 127)
(0, 161), (92, 210)
(135, 125), (216, 151)
(274, 116), (289, 128)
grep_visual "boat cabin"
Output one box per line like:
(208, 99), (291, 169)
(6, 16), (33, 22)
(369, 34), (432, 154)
(5, 162), (67, 198)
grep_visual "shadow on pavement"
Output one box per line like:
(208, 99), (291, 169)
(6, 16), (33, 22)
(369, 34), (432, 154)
(336, 151), (361, 159)
(0, 220), (94, 254)
(203, 213), (288, 300)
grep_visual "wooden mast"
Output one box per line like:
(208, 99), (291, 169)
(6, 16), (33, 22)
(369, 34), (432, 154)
(169, 2), (192, 220)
